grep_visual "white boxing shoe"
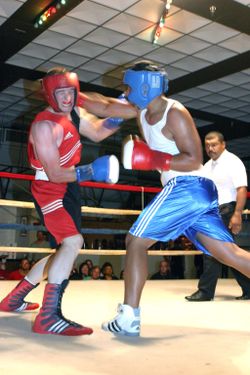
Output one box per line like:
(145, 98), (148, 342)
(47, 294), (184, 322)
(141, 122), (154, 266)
(102, 303), (140, 337)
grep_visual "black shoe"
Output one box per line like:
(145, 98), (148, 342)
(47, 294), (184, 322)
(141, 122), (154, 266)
(185, 290), (212, 302)
(235, 294), (250, 300)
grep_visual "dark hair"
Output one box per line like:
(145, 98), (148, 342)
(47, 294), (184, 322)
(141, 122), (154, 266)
(85, 259), (93, 270)
(101, 262), (113, 273)
(128, 60), (166, 74)
(78, 262), (89, 275)
(205, 131), (225, 143)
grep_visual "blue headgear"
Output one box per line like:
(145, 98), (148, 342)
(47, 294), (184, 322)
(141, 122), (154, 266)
(123, 68), (169, 109)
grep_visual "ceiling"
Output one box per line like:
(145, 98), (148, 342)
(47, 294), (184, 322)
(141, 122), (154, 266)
(0, 0), (250, 182)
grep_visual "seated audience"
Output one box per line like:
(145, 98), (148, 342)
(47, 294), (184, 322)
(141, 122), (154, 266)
(0, 261), (9, 280)
(78, 262), (91, 280)
(30, 231), (50, 248)
(100, 262), (118, 280)
(69, 263), (80, 280)
(150, 259), (175, 280)
(90, 265), (101, 280)
(85, 259), (93, 273)
(30, 230), (51, 262)
(166, 237), (185, 279)
(8, 258), (31, 280)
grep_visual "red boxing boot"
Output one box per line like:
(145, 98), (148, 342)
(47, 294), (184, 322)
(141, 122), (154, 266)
(0, 278), (39, 312)
(32, 280), (93, 336)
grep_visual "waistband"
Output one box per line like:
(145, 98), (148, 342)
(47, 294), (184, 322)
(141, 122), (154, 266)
(219, 201), (236, 210)
(35, 170), (49, 181)
(161, 167), (204, 186)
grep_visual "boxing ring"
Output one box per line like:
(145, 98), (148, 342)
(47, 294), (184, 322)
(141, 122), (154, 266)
(0, 172), (250, 375)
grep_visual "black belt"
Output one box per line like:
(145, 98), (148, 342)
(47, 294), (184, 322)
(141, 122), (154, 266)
(219, 201), (236, 215)
(219, 201), (236, 210)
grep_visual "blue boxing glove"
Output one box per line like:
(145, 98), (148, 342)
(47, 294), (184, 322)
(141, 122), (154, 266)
(103, 93), (127, 130)
(103, 117), (124, 129)
(76, 155), (119, 184)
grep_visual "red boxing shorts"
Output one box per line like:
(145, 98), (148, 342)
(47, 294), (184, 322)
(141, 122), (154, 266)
(31, 180), (81, 245)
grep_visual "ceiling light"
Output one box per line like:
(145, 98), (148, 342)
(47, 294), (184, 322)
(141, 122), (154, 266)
(153, 0), (173, 44)
(34, 0), (68, 28)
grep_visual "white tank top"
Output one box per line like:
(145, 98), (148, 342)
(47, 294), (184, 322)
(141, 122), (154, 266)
(140, 99), (203, 186)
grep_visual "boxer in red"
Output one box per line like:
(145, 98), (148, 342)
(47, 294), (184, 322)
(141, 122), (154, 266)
(0, 67), (137, 336)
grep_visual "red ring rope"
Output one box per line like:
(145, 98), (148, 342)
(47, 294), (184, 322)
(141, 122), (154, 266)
(1, 171), (250, 197)
(0, 171), (161, 193)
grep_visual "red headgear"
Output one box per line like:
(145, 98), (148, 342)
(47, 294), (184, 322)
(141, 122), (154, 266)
(42, 72), (80, 112)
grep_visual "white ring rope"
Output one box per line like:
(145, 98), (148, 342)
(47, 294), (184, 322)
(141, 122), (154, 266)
(0, 246), (202, 256)
(0, 198), (222, 256)
(1, 199), (249, 215)
(0, 199), (141, 215)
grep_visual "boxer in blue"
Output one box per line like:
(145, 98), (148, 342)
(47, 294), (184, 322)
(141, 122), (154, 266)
(102, 61), (250, 336)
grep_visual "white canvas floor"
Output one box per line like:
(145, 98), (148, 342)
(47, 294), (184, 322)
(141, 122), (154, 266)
(0, 279), (249, 375)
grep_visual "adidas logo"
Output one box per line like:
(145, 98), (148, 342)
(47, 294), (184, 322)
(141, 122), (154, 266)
(64, 132), (73, 141)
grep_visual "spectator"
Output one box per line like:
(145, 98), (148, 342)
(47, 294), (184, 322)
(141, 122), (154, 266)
(85, 259), (93, 272)
(150, 259), (174, 280)
(30, 231), (50, 248)
(8, 258), (31, 280)
(0, 260), (9, 280)
(30, 230), (51, 262)
(78, 262), (91, 280)
(101, 262), (118, 280)
(166, 238), (184, 279)
(90, 266), (101, 280)
(69, 263), (80, 280)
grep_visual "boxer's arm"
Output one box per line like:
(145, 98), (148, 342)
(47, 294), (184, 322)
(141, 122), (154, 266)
(162, 103), (203, 171)
(77, 91), (137, 119)
(123, 104), (203, 173)
(30, 121), (77, 183)
(78, 108), (125, 142)
(31, 121), (119, 184)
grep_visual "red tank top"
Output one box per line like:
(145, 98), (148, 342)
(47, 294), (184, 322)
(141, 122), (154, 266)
(28, 110), (82, 171)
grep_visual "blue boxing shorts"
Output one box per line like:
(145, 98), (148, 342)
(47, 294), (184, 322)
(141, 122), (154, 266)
(129, 176), (234, 255)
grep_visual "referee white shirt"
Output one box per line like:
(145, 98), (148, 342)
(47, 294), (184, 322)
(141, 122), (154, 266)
(203, 149), (248, 206)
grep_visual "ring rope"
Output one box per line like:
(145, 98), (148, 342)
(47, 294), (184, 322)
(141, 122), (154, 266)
(1, 199), (249, 215)
(0, 172), (161, 193)
(0, 223), (127, 235)
(0, 199), (141, 215)
(0, 174), (249, 256)
(2, 171), (250, 198)
(0, 246), (202, 256)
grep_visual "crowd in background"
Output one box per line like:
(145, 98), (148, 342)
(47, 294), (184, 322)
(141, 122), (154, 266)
(0, 234), (203, 281)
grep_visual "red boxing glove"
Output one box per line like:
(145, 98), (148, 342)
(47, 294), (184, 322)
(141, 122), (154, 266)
(122, 136), (172, 171)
